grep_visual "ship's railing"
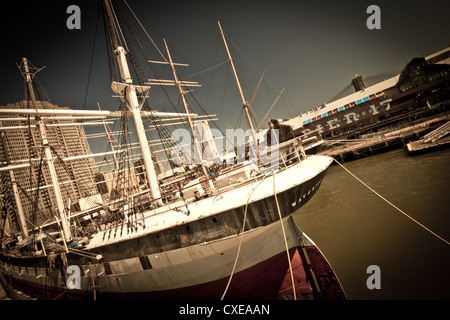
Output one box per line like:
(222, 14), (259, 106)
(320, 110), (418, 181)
(88, 143), (308, 234)
(155, 139), (306, 204)
(43, 138), (310, 242)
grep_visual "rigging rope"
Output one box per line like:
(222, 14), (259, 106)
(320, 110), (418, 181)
(273, 172), (296, 300)
(185, 60), (229, 79)
(113, 1), (183, 169)
(225, 34), (283, 95)
(83, 2), (101, 109)
(109, 0), (128, 51)
(220, 175), (267, 300)
(333, 158), (450, 246)
(123, 0), (166, 62)
(120, 1), (232, 151)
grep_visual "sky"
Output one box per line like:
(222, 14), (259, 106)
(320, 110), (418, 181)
(1, 0), (449, 133)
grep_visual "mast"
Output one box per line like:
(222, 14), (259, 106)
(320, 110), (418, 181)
(20, 58), (72, 241)
(163, 39), (211, 182)
(218, 21), (259, 160)
(37, 119), (72, 241)
(103, 0), (162, 204)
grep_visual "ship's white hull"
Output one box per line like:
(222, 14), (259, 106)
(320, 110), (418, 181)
(0, 156), (345, 300)
(1, 216), (344, 299)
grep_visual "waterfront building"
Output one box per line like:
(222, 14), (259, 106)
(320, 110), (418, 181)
(271, 47), (450, 142)
(0, 100), (99, 235)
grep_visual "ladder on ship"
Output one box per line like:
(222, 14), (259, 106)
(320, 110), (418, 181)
(422, 121), (450, 143)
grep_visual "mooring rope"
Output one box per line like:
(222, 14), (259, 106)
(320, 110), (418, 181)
(333, 159), (450, 246)
(220, 175), (267, 300)
(273, 172), (297, 300)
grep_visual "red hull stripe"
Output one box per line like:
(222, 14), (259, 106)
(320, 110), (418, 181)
(6, 246), (344, 300)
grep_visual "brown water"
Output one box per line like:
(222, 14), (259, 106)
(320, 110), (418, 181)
(294, 148), (450, 299)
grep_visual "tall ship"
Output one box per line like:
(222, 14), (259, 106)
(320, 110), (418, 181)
(269, 47), (450, 147)
(0, 1), (345, 300)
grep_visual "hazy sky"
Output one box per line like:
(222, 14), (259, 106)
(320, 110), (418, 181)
(1, 0), (449, 132)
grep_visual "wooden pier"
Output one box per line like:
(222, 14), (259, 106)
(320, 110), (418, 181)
(318, 115), (449, 162)
(406, 121), (450, 154)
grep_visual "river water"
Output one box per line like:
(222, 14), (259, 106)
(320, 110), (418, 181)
(293, 148), (450, 299)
